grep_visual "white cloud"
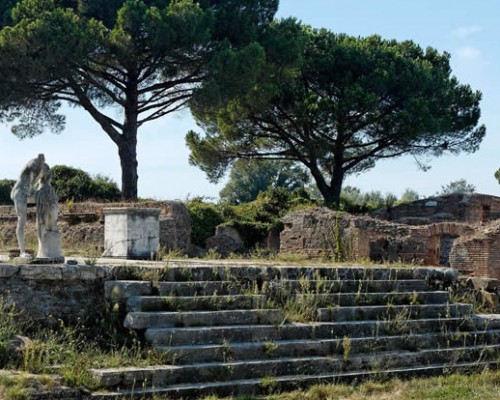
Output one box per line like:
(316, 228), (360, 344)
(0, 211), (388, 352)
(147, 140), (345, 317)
(455, 46), (481, 60)
(452, 26), (483, 38)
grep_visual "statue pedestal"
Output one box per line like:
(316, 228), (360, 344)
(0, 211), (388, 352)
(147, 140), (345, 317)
(37, 230), (62, 259)
(103, 208), (161, 259)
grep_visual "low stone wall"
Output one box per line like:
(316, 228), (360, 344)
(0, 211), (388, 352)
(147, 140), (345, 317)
(0, 263), (114, 326)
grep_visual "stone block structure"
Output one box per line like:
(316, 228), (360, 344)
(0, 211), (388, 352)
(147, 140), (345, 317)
(103, 208), (161, 259)
(371, 193), (500, 225)
(281, 195), (500, 279)
(0, 200), (192, 255)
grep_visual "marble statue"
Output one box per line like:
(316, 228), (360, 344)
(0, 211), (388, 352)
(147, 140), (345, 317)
(10, 154), (45, 257)
(35, 163), (62, 259)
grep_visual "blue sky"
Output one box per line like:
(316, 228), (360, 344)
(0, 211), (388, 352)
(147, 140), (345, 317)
(1, 0), (499, 200)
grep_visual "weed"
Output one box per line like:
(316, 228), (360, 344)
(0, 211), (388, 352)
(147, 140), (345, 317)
(219, 340), (233, 363)
(342, 336), (351, 362)
(156, 246), (185, 261)
(263, 342), (279, 356)
(205, 248), (223, 260)
(259, 375), (278, 395)
(83, 246), (101, 266)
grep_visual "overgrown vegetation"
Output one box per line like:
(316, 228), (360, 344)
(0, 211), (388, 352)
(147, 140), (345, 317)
(0, 297), (169, 390)
(50, 165), (121, 202)
(186, 187), (317, 250)
(197, 370), (500, 400)
(0, 179), (15, 205)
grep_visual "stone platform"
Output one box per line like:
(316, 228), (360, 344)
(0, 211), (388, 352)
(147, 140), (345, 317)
(1, 261), (498, 398)
(91, 264), (500, 399)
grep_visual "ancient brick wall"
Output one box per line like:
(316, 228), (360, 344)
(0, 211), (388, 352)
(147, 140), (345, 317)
(371, 193), (500, 226)
(449, 222), (500, 279)
(281, 207), (477, 270)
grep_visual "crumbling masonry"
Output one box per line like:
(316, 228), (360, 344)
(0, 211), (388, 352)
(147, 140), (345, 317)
(280, 194), (500, 279)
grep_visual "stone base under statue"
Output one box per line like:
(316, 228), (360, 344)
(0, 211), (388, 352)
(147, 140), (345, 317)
(37, 230), (62, 259)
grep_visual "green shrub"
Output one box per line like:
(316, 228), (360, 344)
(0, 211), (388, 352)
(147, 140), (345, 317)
(50, 165), (121, 202)
(0, 179), (15, 205)
(185, 198), (224, 247)
(89, 175), (122, 201)
(50, 165), (93, 202)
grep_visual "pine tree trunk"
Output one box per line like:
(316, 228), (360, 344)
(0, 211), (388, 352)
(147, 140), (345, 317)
(118, 135), (138, 200)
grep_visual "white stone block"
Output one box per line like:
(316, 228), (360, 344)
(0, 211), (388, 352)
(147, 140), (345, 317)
(103, 208), (161, 259)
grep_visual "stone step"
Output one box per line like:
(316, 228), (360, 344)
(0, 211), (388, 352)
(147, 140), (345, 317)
(124, 303), (472, 330)
(292, 291), (450, 307)
(119, 265), (453, 283)
(158, 328), (500, 364)
(319, 302), (472, 322)
(105, 281), (153, 303)
(90, 360), (498, 399)
(144, 317), (473, 346)
(473, 314), (500, 330)
(156, 279), (429, 297)
(124, 309), (285, 329)
(126, 291), (450, 313)
(91, 345), (500, 390)
(126, 295), (267, 312)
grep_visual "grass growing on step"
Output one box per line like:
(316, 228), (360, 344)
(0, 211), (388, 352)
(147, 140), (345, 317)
(0, 297), (171, 390)
(265, 276), (325, 323)
(197, 369), (500, 400)
(0, 371), (61, 400)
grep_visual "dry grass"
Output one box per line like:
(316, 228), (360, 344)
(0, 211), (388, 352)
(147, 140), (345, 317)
(200, 370), (500, 400)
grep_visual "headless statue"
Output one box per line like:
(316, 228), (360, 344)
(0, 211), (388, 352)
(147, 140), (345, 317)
(35, 163), (62, 259)
(10, 154), (45, 257)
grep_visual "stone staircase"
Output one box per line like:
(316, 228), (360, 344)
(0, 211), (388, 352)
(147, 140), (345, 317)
(92, 265), (500, 399)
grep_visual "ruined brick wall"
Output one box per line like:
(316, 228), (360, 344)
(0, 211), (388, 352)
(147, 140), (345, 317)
(281, 208), (354, 258)
(281, 207), (474, 267)
(449, 222), (500, 279)
(158, 202), (192, 252)
(371, 193), (500, 226)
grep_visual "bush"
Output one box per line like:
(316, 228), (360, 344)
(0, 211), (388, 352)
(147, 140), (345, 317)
(50, 165), (94, 202)
(185, 198), (224, 247)
(185, 189), (316, 251)
(50, 165), (121, 202)
(90, 175), (122, 202)
(0, 179), (15, 205)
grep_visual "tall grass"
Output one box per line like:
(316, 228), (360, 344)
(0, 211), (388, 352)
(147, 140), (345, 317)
(0, 297), (170, 389)
(198, 370), (500, 400)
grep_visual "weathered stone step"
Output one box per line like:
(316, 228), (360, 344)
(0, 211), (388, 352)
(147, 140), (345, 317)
(158, 328), (500, 364)
(124, 303), (472, 330)
(120, 265), (454, 283)
(157, 280), (251, 296)
(473, 314), (500, 330)
(91, 345), (500, 390)
(292, 291), (450, 307)
(105, 281), (153, 303)
(125, 309), (284, 329)
(90, 360), (497, 399)
(127, 290), (449, 313)
(108, 265), (456, 285)
(126, 295), (267, 312)
(156, 279), (429, 297)
(319, 302), (472, 321)
(144, 317), (472, 346)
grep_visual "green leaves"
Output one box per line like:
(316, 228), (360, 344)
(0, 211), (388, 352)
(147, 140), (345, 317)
(0, 0), (279, 199)
(188, 22), (486, 204)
